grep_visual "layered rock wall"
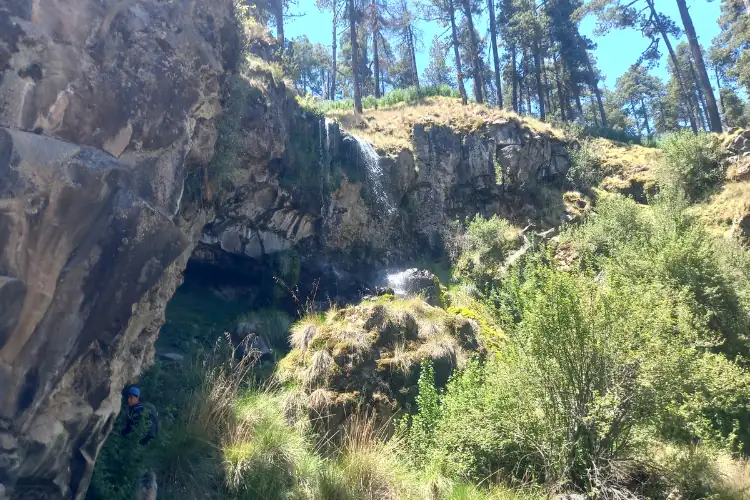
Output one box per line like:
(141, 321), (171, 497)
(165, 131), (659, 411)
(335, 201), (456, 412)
(0, 0), (236, 496)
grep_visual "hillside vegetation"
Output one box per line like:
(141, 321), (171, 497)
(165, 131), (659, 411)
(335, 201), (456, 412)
(89, 95), (750, 498)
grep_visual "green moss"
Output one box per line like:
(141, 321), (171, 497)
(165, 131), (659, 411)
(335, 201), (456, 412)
(307, 330), (334, 351)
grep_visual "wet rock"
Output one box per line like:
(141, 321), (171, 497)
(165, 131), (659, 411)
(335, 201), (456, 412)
(386, 269), (443, 306)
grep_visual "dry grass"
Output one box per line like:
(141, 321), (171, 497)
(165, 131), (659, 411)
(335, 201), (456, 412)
(304, 349), (335, 389)
(594, 138), (661, 195)
(291, 314), (324, 351)
(691, 180), (750, 238)
(319, 414), (418, 500)
(326, 96), (562, 154)
(650, 443), (750, 499)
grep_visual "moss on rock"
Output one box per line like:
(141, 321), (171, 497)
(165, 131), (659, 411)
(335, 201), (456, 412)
(276, 297), (483, 432)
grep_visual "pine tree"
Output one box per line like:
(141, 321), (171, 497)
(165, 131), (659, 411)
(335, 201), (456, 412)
(487, 0), (504, 107)
(316, 0), (344, 99)
(389, 0), (423, 91)
(349, 0), (363, 112)
(674, 0), (722, 131)
(423, 0), (469, 103)
(424, 36), (456, 86)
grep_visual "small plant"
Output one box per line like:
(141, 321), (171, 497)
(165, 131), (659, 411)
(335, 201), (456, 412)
(452, 215), (523, 289)
(566, 138), (603, 189)
(658, 130), (725, 201)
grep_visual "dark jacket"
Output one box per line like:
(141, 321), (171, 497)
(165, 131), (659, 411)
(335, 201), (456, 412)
(121, 402), (160, 445)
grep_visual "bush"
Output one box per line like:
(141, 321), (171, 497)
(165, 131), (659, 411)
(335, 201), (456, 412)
(565, 139), (603, 189)
(403, 264), (750, 490)
(453, 215), (523, 289)
(562, 190), (750, 359)
(658, 130), (724, 201)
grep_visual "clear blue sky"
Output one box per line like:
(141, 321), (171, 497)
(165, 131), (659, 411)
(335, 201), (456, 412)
(284, 0), (721, 90)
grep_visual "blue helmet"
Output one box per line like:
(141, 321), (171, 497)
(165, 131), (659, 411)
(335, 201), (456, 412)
(126, 386), (141, 398)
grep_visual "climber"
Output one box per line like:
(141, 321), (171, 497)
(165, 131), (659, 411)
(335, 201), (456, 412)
(121, 386), (160, 445)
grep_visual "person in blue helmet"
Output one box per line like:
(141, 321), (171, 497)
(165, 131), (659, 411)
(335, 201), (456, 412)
(121, 386), (160, 446)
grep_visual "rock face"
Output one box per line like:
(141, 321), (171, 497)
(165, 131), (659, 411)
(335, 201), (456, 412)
(0, 0), (237, 496)
(386, 269), (444, 306)
(198, 117), (571, 281)
(0, 0), (571, 496)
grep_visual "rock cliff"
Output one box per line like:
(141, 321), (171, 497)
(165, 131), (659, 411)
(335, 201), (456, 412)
(0, 0), (570, 497)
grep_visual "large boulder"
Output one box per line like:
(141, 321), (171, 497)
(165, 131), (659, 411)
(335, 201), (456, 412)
(277, 297), (482, 433)
(0, 0), (238, 495)
(0, 127), (193, 499)
(386, 269), (444, 306)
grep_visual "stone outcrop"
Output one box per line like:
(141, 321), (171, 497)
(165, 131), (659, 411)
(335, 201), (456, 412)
(277, 296), (482, 433)
(0, 0), (571, 496)
(0, 0), (237, 496)
(197, 116), (572, 281)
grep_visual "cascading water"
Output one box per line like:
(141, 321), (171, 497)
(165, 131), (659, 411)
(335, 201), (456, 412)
(350, 133), (395, 215)
(385, 268), (416, 297)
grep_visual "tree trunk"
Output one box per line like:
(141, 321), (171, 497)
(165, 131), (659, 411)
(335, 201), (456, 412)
(487, 0), (503, 108)
(331, 11), (338, 100)
(647, 0), (698, 134)
(462, 0), (484, 103)
(687, 59), (709, 129)
(640, 96), (652, 137)
(523, 50), (532, 114)
(553, 52), (566, 121)
(372, 0), (380, 98)
(583, 51), (606, 127)
(715, 66), (725, 118)
(675, 0), (722, 131)
(449, 0), (468, 105)
(646, 0), (697, 133)
(532, 41), (545, 120)
(409, 26), (420, 92)
(511, 46), (518, 112)
(630, 100), (643, 134)
(350, 0), (363, 113)
(543, 58), (553, 115)
(275, 0), (285, 47)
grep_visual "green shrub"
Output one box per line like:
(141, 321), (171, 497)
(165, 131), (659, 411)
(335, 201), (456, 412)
(453, 215), (522, 289)
(562, 190), (750, 359)
(658, 130), (724, 201)
(398, 360), (440, 469)
(405, 264), (750, 489)
(565, 139), (603, 189)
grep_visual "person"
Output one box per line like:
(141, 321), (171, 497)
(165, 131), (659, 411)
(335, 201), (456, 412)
(121, 386), (159, 445)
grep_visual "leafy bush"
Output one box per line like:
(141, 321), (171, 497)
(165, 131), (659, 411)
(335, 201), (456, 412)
(562, 190), (750, 359)
(404, 266), (750, 490)
(566, 139), (603, 189)
(453, 215), (522, 289)
(658, 130), (725, 201)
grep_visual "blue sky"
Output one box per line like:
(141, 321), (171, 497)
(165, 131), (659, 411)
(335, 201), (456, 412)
(285, 0), (721, 91)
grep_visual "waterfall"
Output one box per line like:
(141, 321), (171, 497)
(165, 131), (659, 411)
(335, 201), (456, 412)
(350, 133), (395, 215)
(385, 269), (416, 297)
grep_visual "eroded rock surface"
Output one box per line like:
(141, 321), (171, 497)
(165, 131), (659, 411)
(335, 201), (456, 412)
(0, 0), (237, 496)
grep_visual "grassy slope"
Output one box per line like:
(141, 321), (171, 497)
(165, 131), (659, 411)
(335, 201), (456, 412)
(325, 96), (562, 154)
